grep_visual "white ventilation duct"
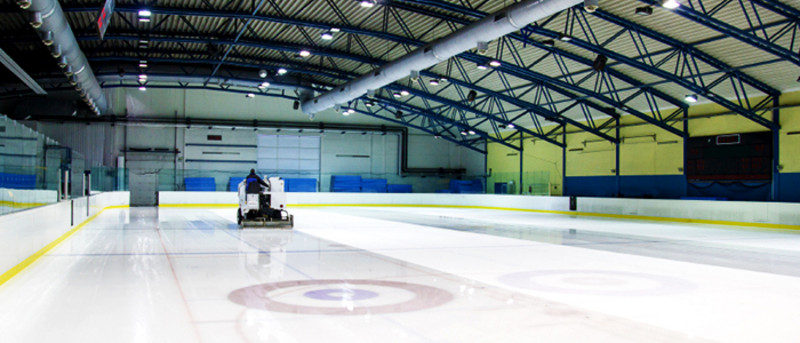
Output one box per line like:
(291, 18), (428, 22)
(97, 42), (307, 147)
(301, 0), (585, 115)
(23, 0), (109, 115)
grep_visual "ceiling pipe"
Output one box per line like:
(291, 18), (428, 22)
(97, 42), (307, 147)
(21, 0), (109, 115)
(301, 0), (585, 116)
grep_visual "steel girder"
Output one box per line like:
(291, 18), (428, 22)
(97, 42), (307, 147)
(46, 3), (623, 144)
(6, 1), (701, 144)
(81, 34), (381, 66)
(88, 54), (358, 81)
(417, 70), (617, 143)
(531, 7), (778, 129)
(100, 68), (496, 152)
(638, 0), (800, 67)
(6, 2), (684, 143)
(73, 35), (572, 148)
(386, 83), (567, 147)
(206, 0), (268, 82)
(85, 80), (492, 153)
(386, 0), (690, 137)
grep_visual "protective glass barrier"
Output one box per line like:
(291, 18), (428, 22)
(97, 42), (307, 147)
(1, 114), (128, 215)
(488, 171), (551, 195)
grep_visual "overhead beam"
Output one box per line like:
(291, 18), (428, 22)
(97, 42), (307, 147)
(301, 0), (583, 115)
(0, 48), (46, 95)
(637, 0), (800, 67)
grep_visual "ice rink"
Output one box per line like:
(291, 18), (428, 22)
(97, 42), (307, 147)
(1, 206), (799, 342)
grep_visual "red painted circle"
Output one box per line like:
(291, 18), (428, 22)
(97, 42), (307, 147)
(229, 279), (454, 315)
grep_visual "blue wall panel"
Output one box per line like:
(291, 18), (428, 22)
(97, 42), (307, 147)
(565, 175), (686, 199)
(620, 175), (686, 199)
(687, 181), (770, 201)
(779, 173), (800, 202)
(565, 176), (618, 197)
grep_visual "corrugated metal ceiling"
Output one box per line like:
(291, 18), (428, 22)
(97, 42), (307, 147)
(0, 0), (797, 142)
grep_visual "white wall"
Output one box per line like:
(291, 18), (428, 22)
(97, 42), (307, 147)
(27, 122), (117, 167)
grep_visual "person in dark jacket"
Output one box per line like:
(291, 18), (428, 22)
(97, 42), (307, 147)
(245, 169), (268, 193)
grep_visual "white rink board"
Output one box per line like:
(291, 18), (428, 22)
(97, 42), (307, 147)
(0, 192), (129, 277)
(158, 192), (571, 212)
(159, 191), (800, 226)
(577, 197), (800, 226)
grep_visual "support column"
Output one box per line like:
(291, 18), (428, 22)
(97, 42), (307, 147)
(562, 126), (567, 196)
(615, 118), (620, 197)
(519, 132), (524, 195)
(684, 108), (689, 197)
(772, 96), (781, 201)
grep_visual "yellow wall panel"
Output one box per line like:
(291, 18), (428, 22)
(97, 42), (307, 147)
(566, 131), (615, 177)
(523, 140), (563, 195)
(484, 90), (800, 189)
(780, 92), (800, 173)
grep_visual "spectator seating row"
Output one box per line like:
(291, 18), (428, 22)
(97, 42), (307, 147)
(437, 179), (483, 194)
(227, 177), (318, 192)
(184, 177), (216, 191)
(0, 173), (36, 190)
(331, 175), (412, 193)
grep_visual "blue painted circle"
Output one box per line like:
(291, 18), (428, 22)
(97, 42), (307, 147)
(304, 288), (379, 301)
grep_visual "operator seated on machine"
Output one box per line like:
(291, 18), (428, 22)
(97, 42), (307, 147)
(245, 169), (269, 194)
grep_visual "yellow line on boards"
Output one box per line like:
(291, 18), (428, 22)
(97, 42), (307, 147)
(159, 203), (238, 208)
(0, 200), (48, 208)
(0, 205), (130, 288)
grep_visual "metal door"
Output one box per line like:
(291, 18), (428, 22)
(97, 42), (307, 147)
(129, 169), (158, 206)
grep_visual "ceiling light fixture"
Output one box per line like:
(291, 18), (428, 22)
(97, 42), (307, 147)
(635, 6), (653, 16)
(277, 67), (288, 75)
(138, 74), (147, 80)
(139, 86), (146, 91)
(348, 108), (356, 114)
(429, 79), (440, 86)
(685, 94), (698, 103)
(477, 63), (488, 70)
(662, 0), (680, 9)
(298, 50), (311, 57)
(400, 90), (410, 96)
(320, 31), (334, 40)
(330, 27), (341, 33)
(460, 130), (468, 136)
(489, 60), (502, 67)
(246, 93), (255, 98)
(360, 0), (375, 8)
(139, 60), (148, 68)
(258, 82), (270, 89)
(468, 130), (476, 135)
(393, 92), (402, 98)
(559, 33), (572, 42)
(507, 123), (516, 129)
(365, 101), (374, 107)
(258, 69), (268, 78)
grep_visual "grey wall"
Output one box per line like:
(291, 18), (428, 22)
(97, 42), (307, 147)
(19, 88), (487, 192)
